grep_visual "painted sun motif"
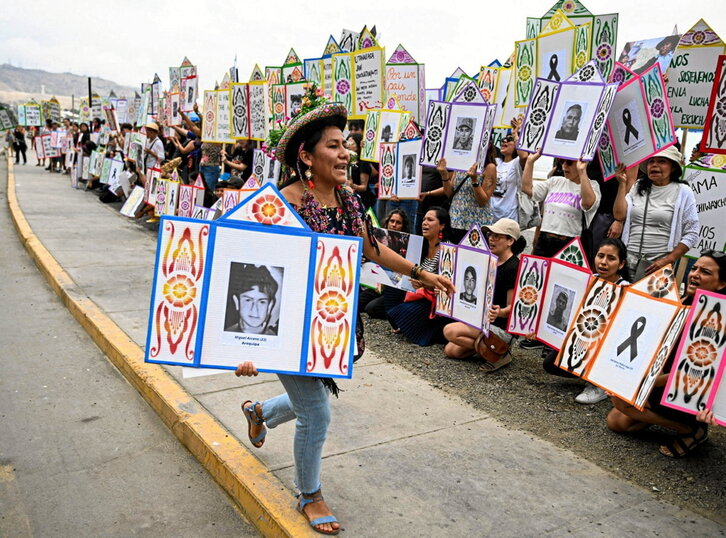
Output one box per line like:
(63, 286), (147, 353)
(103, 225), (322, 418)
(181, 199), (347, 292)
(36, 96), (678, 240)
(686, 339), (719, 367)
(647, 268), (674, 298)
(575, 307), (607, 340)
(519, 285), (539, 306)
(316, 289), (349, 323)
(251, 194), (286, 224)
(163, 274), (197, 308)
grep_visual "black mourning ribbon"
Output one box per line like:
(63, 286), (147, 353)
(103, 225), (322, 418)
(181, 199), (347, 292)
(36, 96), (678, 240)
(622, 109), (639, 144)
(617, 316), (647, 362)
(547, 55), (560, 81)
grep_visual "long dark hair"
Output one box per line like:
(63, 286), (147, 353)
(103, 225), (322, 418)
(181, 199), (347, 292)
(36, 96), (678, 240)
(384, 208), (410, 234)
(424, 206), (451, 245)
(596, 237), (629, 278)
(636, 161), (684, 196)
(511, 236), (527, 255)
(347, 132), (363, 156)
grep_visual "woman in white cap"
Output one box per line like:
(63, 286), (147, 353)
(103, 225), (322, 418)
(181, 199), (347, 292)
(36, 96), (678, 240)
(612, 145), (699, 281)
(443, 218), (526, 371)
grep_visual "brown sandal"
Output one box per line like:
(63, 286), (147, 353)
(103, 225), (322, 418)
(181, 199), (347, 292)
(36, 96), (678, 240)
(241, 400), (266, 448)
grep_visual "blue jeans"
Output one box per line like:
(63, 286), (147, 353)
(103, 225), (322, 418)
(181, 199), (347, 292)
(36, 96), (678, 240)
(200, 164), (221, 191)
(261, 374), (331, 494)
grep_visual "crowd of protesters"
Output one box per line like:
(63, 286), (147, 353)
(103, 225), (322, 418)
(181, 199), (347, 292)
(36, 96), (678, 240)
(6, 88), (723, 463)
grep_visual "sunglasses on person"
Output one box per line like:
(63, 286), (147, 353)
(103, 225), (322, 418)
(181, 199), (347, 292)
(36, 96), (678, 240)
(501, 136), (514, 143)
(701, 249), (726, 259)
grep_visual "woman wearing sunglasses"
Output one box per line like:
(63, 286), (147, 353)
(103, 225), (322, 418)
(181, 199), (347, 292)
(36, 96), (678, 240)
(521, 148), (601, 257)
(491, 117), (528, 222)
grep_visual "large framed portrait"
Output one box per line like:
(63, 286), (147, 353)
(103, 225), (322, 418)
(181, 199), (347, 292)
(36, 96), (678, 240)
(435, 242), (497, 334)
(420, 100), (497, 172)
(518, 63), (618, 161)
(536, 260), (592, 349)
(145, 184), (363, 379)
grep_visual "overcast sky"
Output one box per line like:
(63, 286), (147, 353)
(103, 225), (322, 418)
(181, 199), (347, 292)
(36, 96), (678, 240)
(1, 0), (724, 94)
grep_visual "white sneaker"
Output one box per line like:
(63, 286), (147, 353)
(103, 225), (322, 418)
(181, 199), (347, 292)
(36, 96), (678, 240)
(575, 384), (607, 404)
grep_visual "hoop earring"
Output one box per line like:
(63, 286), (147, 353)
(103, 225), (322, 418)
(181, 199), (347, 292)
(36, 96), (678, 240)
(305, 168), (314, 189)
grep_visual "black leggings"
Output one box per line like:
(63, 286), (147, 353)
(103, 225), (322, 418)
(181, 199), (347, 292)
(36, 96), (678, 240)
(542, 349), (577, 378)
(532, 233), (573, 258)
(15, 145), (27, 164)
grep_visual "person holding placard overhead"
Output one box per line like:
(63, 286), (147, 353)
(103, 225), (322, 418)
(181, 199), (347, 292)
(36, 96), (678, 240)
(234, 86), (454, 535)
(611, 145), (699, 281)
(492, 117), (528, 222)
(521, 148), (601, 257)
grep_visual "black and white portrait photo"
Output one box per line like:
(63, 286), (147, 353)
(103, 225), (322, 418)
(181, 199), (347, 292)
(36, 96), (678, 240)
(452, 117), (476, 151)
(401, 154), (416, 183)
(554, 103), (584, 142)
(224, 263), (284, 336)
(380, 124), (394, 143)
(290, 94), (302, 117)
(546, 285), (575, 332)
(459, 266), (478, 305)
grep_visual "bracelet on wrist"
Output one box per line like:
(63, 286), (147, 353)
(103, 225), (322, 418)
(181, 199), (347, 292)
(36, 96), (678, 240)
(410, 264), (422, 280)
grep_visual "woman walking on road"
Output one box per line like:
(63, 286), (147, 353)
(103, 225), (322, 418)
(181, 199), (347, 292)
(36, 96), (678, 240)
(234, 87), (453, 535)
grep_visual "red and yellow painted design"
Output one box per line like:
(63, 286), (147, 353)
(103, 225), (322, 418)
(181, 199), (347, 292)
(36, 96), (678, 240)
(150, 221), (209, 362)
(307, 237), (358, 376)
(250, 193), (287, 225)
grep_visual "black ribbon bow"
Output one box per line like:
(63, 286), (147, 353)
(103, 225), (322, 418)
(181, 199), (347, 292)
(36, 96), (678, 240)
(622, 109), (639, 144)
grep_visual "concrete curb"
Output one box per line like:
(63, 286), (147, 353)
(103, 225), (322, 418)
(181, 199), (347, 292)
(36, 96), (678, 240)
(5, 157), (315, 538)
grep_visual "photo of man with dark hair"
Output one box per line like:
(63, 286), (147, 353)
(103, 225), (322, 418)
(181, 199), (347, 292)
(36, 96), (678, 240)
(555, 104), (582, 142)
(453, 117), (475, 151)
(225, 263), (282, 335)
(459, 266), (477, 305)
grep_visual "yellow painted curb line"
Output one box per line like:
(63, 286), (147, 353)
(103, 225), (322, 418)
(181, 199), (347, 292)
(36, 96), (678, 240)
(5, 157), (316, 538)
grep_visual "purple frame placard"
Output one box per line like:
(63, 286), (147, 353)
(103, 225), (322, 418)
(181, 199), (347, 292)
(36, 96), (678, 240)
(660, 289), (726, 422)
(518, 79), (611, 162)
(435, 243), (496, 333)
(535, 258), (593, 350)
(421, 100), (491, 172)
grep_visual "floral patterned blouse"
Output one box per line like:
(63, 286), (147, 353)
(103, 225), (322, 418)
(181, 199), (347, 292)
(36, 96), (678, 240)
(449, 172), (494, 230)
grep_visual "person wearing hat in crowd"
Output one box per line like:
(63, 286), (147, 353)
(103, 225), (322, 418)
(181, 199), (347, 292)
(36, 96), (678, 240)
(233, 85), (454, 535)
(143, 121), (165, 172)
(635, 35), (681, 74)
(611, 145), (699, 281)
(443, 218), (526, 371)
